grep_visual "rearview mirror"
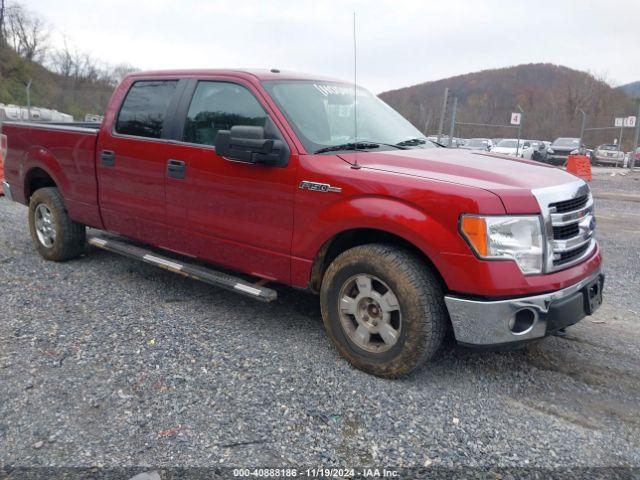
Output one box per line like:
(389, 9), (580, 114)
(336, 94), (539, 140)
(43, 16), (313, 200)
(215, 125), (286, 166)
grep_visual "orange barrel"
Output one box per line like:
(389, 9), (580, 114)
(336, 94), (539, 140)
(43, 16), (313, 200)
(566, 154), (592, 182)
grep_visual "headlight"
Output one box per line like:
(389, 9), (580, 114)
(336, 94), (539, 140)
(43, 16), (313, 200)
(460, 215), (544, 274)
(547, 148), (554, 154)
(570, 149), (579, 155)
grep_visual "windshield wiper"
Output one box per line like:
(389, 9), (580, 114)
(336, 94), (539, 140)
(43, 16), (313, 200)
(314, 142), (380, 154)
(314, 141), (408, 154)
(396, 138), (429, 147)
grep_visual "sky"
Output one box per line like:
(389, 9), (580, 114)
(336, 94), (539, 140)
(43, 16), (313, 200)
(23, 0), (640, 93)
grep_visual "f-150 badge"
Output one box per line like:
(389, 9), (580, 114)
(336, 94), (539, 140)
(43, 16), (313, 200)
(299, 181), (342, 193)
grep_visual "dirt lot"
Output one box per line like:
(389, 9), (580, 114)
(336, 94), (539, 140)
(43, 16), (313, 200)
(0, 167), (639, 476)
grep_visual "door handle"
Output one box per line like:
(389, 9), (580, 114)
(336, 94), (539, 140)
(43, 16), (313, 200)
(167, 159), (186, 179)
(100, 150), (115, 167)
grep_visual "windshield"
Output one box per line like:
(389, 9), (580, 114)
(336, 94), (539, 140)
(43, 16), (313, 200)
(599, 145), (618, 151)
(497, 139), (520, 148)
(553, 138), (580, 147)
(262, 80), (436, 153)
(467, 139), (488, 147)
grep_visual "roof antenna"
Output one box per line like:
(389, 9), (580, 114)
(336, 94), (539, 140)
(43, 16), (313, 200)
(351, 11), (361, 170)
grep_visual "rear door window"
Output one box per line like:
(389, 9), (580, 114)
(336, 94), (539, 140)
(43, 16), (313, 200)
(116, 80), (178, 139)
(182, 82), (268, 146)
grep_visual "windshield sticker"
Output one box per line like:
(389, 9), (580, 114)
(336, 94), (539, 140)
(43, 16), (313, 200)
(313, 83), (368, 98)
(313, 84), (352, 96)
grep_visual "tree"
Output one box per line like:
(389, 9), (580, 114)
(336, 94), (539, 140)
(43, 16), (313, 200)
(0, 0), (6, 45)
(4, 2), (48, 61)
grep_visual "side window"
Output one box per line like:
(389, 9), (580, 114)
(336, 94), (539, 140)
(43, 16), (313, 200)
(116, 80), (178, 139)
(183, 82), (268, 146)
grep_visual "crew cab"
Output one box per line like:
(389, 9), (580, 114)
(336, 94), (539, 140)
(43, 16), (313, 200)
(0, 69), (604, 377)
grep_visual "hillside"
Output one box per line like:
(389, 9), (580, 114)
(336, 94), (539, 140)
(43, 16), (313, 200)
(0, 45), (114, 120)
(380, 64), (638, 149)
(619, 81), (640, 99)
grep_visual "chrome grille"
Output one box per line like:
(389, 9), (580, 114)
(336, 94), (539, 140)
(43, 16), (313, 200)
(554, 242), (591, 266)
(549, 195), (588, 213)
(553, 223), (579, 239)
(532, 180), (597, 273)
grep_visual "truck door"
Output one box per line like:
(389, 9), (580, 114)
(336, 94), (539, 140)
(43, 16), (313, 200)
(162, 79), (296, 284)
(96, 79), (182, 245)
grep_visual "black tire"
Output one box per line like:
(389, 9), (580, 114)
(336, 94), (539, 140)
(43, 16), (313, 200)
(320, 244), (448, 378)
(28, 187), (86, 262)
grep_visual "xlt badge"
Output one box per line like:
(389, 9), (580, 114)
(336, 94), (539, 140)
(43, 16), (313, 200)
(299, 181), (342, 193)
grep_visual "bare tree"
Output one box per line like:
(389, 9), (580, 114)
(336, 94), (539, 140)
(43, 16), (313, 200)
(5, 2), (48, 61)
(48, 40), (76, 77)
(107, 63), (138, 85)
(0, 0), (6, 45)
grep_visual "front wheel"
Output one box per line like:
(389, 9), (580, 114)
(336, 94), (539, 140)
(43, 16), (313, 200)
(320, 244), (448, 378)
(28, 187), (86, 261)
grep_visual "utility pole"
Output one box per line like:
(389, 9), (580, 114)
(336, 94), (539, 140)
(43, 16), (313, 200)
(26, 79), (32, 121)
(579, 109), (587, 153)
(448, 96), (457, 147)
(617, 118), (624, 155)
(515, 104), (524, 157)
(437, 87), (449, 143)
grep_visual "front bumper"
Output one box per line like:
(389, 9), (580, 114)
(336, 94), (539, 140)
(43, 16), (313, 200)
(595, 155), (624, 165)
(1, 181), (12, 201)
(444, 268), (604, 346)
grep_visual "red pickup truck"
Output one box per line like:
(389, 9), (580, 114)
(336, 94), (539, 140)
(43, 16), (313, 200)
(1, 69), (603, 377)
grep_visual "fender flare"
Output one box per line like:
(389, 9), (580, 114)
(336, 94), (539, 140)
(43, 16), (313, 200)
(21, 146), (68, 200)
(298, 195), (463, 289)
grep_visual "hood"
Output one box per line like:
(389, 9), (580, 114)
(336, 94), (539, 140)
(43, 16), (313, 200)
(338, 148), (583, 214)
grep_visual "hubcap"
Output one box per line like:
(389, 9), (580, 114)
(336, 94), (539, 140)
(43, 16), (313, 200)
(338, 274), (402, 353)
(34, 204), (56, 248)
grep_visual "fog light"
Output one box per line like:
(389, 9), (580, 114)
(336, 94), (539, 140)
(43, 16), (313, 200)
(509, 309), (536, 334)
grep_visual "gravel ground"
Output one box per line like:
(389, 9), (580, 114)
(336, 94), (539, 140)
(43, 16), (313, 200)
(1, 167), (639, 476)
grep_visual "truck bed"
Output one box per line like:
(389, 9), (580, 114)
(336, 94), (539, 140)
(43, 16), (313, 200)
(1, 120), (103, 229)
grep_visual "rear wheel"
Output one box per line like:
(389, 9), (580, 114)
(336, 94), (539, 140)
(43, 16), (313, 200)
(320, 244), (448, 377)
(29, 187), (86, 261)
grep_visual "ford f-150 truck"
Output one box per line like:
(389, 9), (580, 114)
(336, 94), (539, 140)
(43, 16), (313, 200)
(0, 69), (603, 377)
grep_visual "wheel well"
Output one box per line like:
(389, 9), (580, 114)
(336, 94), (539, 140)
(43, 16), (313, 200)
(309, 228), (446, 293)
(25, 168), (57, 201)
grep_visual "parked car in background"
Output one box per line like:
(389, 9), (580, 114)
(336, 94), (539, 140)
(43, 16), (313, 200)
(460, 138), (493, 151)
(427, 135), (455, 146)
(491, 139), (529, 157)
(436, 136), (464, 148)
(521, 140), (548, 162)
(593, 144), (626, 166)
(449, 137), (464, 148)
(547, 137), (582, 165)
